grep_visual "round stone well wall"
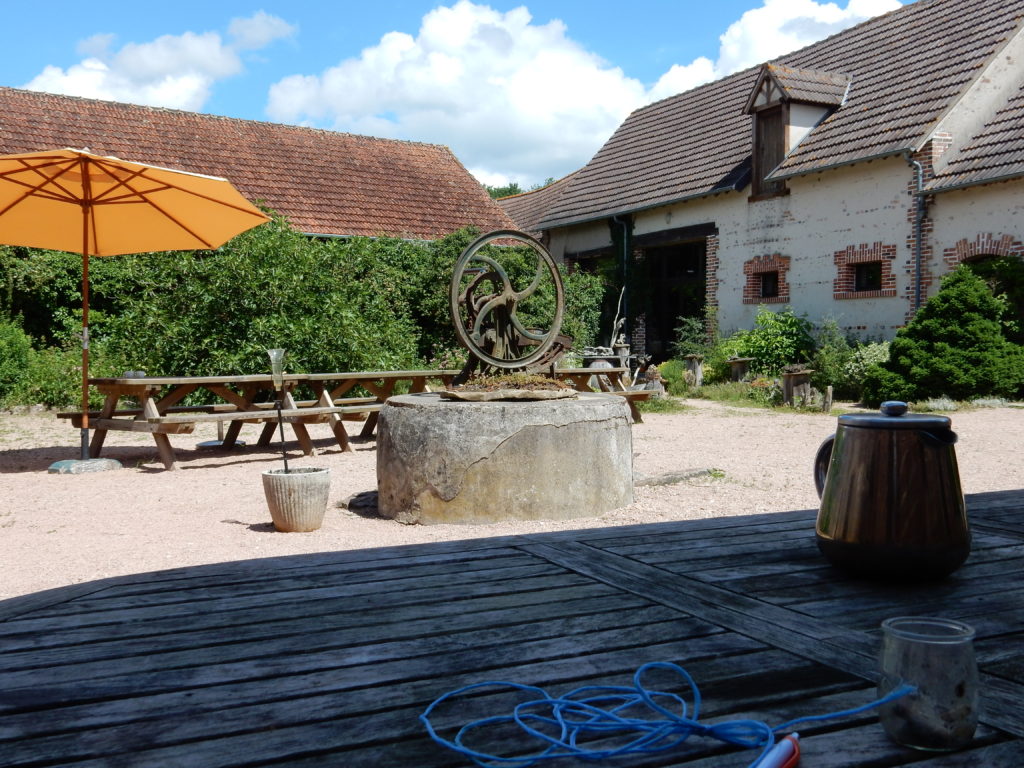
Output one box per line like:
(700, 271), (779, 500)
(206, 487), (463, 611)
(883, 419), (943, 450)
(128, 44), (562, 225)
(376, 392), (634, 525)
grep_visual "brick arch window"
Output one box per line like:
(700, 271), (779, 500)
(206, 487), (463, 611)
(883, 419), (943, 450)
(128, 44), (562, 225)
(943, 233), (1023, 271)
(833, 243), (897, 299)
(743, 254), (790, 304)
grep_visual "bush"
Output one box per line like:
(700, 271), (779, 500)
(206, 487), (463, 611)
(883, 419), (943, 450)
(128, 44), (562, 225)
(670, 315), (708, 358)
(740, 307), (815, 376)
(860, 266), (1024, 406)
(657, 359), (691, 396)
(702, 333), (749, 383)
(0, 317), (32, 404)
(809, 317), (855, 398)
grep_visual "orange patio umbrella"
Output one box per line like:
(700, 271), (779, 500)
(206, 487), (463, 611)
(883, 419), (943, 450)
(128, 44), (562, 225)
(0, 148), (270, 461)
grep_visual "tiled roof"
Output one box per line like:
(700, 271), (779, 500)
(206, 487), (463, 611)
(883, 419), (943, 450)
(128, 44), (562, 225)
(497, 172), (579, 237)
(762, 65), (850, 107)
(541, 0), (1024, 229)
(926, 82), (1024, 193)
(0, 87), (516, 239)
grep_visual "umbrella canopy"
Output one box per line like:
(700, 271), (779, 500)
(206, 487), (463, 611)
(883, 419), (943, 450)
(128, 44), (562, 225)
(0, 148), (271, 460)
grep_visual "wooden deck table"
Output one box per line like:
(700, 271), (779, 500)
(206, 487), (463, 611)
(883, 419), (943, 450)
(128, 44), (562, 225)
(2, 490), (1021, 766)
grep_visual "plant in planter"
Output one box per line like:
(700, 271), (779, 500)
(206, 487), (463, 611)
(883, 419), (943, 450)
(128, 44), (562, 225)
(261, 348), (331, 532)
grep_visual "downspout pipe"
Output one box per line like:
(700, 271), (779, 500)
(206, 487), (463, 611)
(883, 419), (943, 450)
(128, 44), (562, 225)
(905, 154), (926, 312)
(611, 215), (631, 342)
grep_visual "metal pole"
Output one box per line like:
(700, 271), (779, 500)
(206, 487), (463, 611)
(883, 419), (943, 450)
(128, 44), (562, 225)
(276, 398), (289, 473)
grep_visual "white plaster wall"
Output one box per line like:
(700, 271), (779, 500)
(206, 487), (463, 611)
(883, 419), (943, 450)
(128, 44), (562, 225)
(546, 219), (612, 261)
(550, 158), (1022, 341)
(789, 103), (829, 151)
(631, 158), (913, 338)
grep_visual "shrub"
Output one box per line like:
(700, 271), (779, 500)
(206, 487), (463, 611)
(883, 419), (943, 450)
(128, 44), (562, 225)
(809, 317), (855, 398)
(670, 315), (708, 358)
(860, 266), (1024, 406)
(740, 307), (815, 376)
(702, 333), (749, 383)
(0, 317), (32, 405)
(657, 359), (690, 396)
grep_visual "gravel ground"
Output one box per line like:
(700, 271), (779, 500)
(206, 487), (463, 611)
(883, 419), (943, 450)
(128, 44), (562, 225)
(1, 398), (1020, 601)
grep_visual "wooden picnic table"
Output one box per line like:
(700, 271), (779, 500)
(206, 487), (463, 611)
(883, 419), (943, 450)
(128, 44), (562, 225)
(64, 371), (462, 470)
(62, 368), (646, 470)
(1, 489), (1021, 765)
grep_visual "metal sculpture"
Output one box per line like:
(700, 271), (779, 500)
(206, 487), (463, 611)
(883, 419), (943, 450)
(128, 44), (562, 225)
(450, 229), (569, 383)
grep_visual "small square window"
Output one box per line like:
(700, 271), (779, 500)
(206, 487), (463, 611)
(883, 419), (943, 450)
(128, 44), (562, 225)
(760, 271), (779, 298)
(854, 262), (882, 292)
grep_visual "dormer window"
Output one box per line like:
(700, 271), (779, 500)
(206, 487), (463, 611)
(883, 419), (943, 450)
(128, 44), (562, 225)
(744, 64), (851, 200)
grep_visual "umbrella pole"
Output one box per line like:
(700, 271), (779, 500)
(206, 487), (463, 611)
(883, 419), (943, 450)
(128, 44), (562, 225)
(80, 202), (91, 461)
(80, 255), (90, 460)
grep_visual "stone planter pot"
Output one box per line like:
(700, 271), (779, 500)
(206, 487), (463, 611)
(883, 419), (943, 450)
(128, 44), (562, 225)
(261, 467), (331, 532)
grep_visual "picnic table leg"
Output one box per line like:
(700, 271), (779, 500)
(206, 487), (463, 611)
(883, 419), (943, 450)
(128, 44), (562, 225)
(88, 392), (119, 458)
(256, 423), (277, 447)
(141, 396), (178, 470)
(152, 434), (178, 470)
(283, 391), (317, 456)
(359, 380), (397, 438)
(627, 400), (643, 424)
(318, 390), (353, 452)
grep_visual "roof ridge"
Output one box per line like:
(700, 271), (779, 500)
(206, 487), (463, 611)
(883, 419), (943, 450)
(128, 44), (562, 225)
(0, 85), (447, 151)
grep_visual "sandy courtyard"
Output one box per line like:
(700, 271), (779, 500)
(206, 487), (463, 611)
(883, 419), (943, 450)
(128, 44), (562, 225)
(1, 398), (1021, 601)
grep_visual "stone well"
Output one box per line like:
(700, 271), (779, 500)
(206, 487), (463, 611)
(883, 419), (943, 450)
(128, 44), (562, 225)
(376, 392), (633, 525)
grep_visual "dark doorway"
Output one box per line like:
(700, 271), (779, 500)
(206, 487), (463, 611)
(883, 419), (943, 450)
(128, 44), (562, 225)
(641, 240), (707, 362)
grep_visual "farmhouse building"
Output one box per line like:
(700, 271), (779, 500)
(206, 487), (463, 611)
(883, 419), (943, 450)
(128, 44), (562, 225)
(514, 0), (1024, 359)
(0, 87), (515, 240)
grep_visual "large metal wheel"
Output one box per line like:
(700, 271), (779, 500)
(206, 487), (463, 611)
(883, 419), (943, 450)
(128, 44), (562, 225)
(449, 229), (565, 370)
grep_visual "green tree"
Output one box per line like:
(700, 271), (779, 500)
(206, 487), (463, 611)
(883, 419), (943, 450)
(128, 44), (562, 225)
(861, 266), (1024, 405)
(485, 182), (523, 199)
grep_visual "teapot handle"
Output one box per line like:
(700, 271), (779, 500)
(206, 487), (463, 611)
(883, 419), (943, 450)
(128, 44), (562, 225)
(814, 434), (835, 498)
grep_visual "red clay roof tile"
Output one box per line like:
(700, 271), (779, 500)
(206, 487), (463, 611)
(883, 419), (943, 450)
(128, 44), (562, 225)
(0, 87), (516, 239)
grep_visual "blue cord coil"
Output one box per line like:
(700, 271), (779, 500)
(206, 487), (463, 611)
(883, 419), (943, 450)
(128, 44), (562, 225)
(420, 661), (914, 768)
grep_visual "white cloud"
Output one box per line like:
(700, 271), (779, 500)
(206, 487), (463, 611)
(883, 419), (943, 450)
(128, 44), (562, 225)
(267, 1), (645, 187)
(22, 12), (295, 112)
(229, 10), (297, 50)
(266, 0), (900, 188)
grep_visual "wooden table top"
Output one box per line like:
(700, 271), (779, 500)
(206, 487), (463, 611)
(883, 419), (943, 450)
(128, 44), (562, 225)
(2, 490), (1021, 766)
(89, 370), (465, 387)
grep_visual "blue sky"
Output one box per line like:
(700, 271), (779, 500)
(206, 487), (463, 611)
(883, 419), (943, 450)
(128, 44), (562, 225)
(4, 1), (906, 187)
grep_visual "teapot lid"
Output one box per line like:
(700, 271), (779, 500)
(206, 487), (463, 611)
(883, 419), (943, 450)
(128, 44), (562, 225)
(838, 401), (952, 430)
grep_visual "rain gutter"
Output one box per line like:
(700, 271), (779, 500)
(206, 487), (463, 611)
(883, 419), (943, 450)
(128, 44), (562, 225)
(905, 153), (927, 313)
(611, 214), (632, 342)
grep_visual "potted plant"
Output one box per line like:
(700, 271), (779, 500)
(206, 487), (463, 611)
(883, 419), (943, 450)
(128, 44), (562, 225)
(261, 348), (331, 532)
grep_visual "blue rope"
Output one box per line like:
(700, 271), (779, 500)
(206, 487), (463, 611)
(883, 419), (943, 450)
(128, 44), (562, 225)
(420, 661), (914, 768)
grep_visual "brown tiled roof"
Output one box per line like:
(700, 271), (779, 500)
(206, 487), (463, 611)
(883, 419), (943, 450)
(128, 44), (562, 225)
(0, 87), (516, 239)
(541, 0), (1024, 229)
(761, 64), (850, 107)
(926, 82), (1024, 192)
(497, 172), (579, 237)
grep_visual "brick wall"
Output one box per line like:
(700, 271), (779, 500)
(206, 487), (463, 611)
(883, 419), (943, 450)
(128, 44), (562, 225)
(705, 233), (720, 339)
(942, 232), (1024, 269)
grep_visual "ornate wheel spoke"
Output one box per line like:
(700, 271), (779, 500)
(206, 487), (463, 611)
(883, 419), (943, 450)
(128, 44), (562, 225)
(450, 230), (565, 371)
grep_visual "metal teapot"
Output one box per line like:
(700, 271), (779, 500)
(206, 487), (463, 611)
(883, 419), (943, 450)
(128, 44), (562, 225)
(814, 401), (970, 580)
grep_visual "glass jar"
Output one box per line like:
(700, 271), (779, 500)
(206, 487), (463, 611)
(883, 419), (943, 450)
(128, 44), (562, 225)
(878, 616), (978, 750)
